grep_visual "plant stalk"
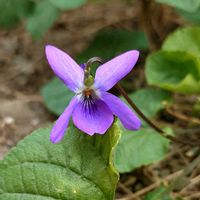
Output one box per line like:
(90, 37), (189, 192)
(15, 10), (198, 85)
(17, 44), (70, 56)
(85, 57), (199, 146)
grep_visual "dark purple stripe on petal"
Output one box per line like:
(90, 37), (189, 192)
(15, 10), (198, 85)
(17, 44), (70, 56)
(81, 97), (98, 116)
(72, 99), (113, 135)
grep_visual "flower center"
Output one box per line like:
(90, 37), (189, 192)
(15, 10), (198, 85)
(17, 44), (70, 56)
(81, 86), (100, 102)
(79, 87), (98, 115)
(82, 87), (99, 102)
(83, 88), (93, 98)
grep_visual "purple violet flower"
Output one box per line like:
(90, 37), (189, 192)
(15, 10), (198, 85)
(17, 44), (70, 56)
(45, 45), (141, 143)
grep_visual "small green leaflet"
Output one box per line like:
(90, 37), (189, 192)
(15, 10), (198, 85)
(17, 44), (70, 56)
(144, 185), (183, 200)
(144, 186), (172, 200)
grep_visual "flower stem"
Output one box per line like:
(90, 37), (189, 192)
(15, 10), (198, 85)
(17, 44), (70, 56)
(115, 83), (164, 133)
(85, 57), (199, 146)
(115, 83), (200, 146)
(85, 57), (164, 133)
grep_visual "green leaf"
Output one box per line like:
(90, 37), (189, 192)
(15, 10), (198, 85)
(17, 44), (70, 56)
(145, 51), (200, 94)
(178, 8), (200, 24)
(41, 78), (73, 115)
(49, 0), (87, 10)
(0, 0), (34, 27)
(162, 27), (200, 56)
(114, 127), (169, 173)
(129, 88), (172, 118)
(26, 0), (59, 39)
(77, 30), (148, 64)
(0, 123), (120, 200)
(156, 0), (200, 12)
(144, 186), (172, 200)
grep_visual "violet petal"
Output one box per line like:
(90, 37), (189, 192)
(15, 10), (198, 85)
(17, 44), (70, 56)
(72, 99), (114, 135)
(94, 50), (139, 91)
(50, 97), (78, 143)
(80, 63), (86, 69)
(45, 45), (84, 92)
(101, 91), (141, 130)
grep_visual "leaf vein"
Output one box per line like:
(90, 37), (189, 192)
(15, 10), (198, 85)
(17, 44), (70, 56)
(1, 161), (107, 199)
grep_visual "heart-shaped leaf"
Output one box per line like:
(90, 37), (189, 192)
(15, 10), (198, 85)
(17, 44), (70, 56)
(114, 127), (169, 173)
(0, 123), (120, 200)
(145, 51), (200, 94)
